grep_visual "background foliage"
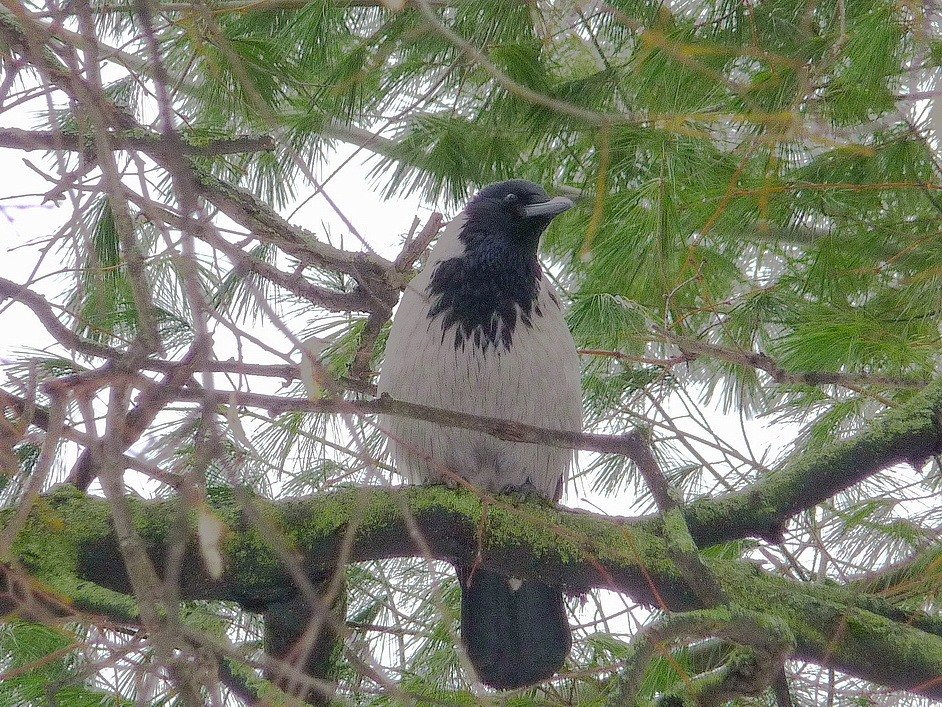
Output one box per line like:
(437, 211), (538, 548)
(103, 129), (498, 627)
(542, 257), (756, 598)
(3, 0), (942, 704)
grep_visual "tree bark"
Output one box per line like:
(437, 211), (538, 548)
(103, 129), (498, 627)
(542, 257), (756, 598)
(7, 483), (942, 700)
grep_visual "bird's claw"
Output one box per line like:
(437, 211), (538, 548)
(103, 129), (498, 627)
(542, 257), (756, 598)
(500, 479), (553, 506)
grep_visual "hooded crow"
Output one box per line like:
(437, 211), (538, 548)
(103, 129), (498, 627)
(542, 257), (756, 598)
(378, 179), (582, 690)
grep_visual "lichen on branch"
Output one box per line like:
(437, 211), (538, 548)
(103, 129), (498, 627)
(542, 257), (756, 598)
(5, 483), (942, 700)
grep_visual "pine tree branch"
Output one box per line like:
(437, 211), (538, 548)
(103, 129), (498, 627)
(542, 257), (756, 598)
(126, 196), (376, 313)
(615, 608), (794, 705)
(12, 364), (939, 553)
(847, 542), (942, 601)
(4, 12), (407, 165)
(0, 127), (275, 156)
(8, 340), (941, 549)
(684, 376), (942, 545)
(411, 0), (635, 128)
(12, 485), (942, 701)
(0, 269), (369, 388)
(0, 10), (404, 317)
(186, 172), (401, 311)
(654, 331), (927, 390)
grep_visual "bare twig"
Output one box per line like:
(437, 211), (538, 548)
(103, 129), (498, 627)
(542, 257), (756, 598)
(0, 276), (120, 360)
(582, 339), (926, 390)
(393, 212), (444, 272)
(65, 339), (211, 490)
(0, 127), (275, 156)
(36, 486), (942, 702)
(0, 390), (65, 559)
(0, 388), (182, 486)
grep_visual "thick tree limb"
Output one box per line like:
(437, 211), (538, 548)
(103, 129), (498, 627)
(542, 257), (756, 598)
(0, 375), (908, 547)
(683, 377), (942, 545)
(9, 485), (942, 700)
(8, 363), (942, 548)
(615, 608), (795, 704)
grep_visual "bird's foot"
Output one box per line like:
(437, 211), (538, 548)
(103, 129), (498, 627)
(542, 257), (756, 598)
(499, 479), (554, 507)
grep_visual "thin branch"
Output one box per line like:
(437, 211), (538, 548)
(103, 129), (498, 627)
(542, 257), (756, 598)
(0, 274), (371, 390)
(126, 196), (374, 313)
(169, 379), (942, 547)
(0, 276), (119, 360)
(393, 212), (444, 272)
(183, 388), (650, 457)
(189, 173), (400, 308)
(0, 388), (182, 486)
(0, 390), (65, 559)
(348, 312), (386, 383)
(656, 330), (927, 390)
(65, 339), (212, 490)
(412, 0), (636, 128)
(0, 127), (275, 156)
(349, 212), (444, 381)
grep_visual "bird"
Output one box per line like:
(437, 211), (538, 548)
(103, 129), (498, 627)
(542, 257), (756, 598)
(377, 179), (583, 690)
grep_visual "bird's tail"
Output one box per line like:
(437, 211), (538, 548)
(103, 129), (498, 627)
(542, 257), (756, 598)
(457, 565), (570, 690)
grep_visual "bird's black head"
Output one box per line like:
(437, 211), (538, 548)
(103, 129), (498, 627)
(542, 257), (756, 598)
(459, 179), (573, 254)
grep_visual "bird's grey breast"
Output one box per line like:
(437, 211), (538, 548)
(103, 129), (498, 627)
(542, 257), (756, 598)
(380, 276), (580, 494)
(378, 209), (581, 497)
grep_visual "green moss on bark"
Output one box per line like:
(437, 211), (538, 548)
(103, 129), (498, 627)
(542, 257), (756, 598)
(3, 485), (942, 698)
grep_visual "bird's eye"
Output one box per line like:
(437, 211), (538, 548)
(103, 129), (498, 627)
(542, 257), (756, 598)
(503, 193), (520, 209)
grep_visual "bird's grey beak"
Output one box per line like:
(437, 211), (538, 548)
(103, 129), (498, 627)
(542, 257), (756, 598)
(523, 196), (574, 219)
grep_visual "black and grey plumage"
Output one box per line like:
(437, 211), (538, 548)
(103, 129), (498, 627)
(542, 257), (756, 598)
(378, 179), (582, 690)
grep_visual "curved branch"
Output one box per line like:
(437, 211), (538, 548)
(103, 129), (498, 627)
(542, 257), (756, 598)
(0, 277), (119, 361)
(684, 377), (942, 544)
(11, 485), (942, 701)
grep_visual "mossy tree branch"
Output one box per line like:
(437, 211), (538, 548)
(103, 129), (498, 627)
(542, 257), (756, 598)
(180, 376), (942, 548)
(6, 484), (942, 700)
(684, 377), (942, 545)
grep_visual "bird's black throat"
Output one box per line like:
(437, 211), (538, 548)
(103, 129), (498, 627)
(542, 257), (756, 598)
(427, 232), (543, 352)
